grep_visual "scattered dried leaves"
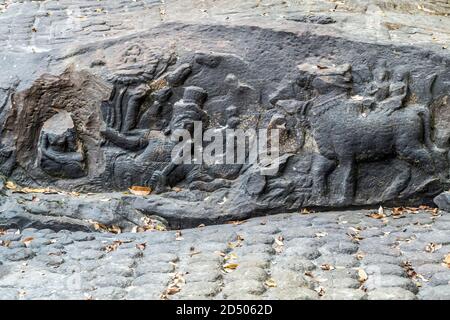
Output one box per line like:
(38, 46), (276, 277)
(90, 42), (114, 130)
(131, 217), (167, 233)
(227, 235), (244, 249)
(5, 181), (59, 194)
(128, 186), (151, 196)
(368, 206), (386, 219)
(402, 260), (428, 283)
(161, 272), (185, 299)
(425, 243), (442, 253)
(347, 226), (364, 243)
(103, 240), (124, 253)
(91, 221), (121, 234)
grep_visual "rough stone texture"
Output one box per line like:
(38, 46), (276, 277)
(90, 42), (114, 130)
(0, 0), (449, 228)
(0, 0), (450, 300)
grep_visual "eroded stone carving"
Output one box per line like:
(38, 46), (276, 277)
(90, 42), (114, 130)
(1, 26), (450, 227)
(38, 111), (86, 179)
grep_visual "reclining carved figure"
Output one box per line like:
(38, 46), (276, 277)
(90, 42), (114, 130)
(101, 86), (208, 190)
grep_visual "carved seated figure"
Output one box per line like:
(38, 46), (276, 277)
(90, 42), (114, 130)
(38, 111), (86, 179)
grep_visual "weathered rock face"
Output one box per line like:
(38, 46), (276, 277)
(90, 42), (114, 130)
(0, 0), (450, 229)
(39, 110), (86, 179)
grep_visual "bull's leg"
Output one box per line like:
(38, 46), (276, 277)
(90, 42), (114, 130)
(337, 155), (356, 206)
(381, 164), (411, 201)
(397, 143), (435, 175)
(311, 154), (336, 200)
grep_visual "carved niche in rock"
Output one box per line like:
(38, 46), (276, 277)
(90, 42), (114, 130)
(38, 111), (86, 179)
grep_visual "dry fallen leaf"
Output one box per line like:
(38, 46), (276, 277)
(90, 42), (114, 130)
(356, 252), (365, 260)
(108, 225), (121, 234)
(128, 186), (151, 196)
(274, 235), (284, 246)
(315, 232), (328, 238)
(224, 252), (238, 261)
(0, 240), (11, 247)
(5, 181), (17, 190)
(103, 240), (123, 253)
(358, 269), (368, 282)
(403, 261), (417, 278)
(226, 220), (246, 226)
(92, 221), (108, 231)
(223, 263), (239, 272)
(392, 207), (405, 216)
(425, 243), (442, 253)
(165, 287), (180, 295)
(161, 272), (185, 297)
(22, 237), (34, 247)
(265, 278), (277, 288)
(300, 208), (311, 214)
(315, 286), (326, 296)
(136, 243), (146, 251)
(175, 230), (183, 241)
(444, 254), (450, 268)
(172, 273), (186, 286)
(368, 212), (386, 219)
(320, 264), (335, 271)
(215, 251), (226, 257)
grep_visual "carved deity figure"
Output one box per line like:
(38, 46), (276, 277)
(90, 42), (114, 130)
(101, 86), (208, 190)
(38, 111), (86, 179)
